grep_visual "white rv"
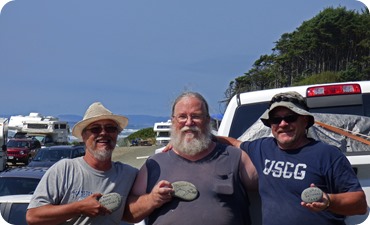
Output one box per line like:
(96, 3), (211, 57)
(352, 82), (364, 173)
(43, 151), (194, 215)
(8, 113), (70, 146)
(153, 120), (171, 146)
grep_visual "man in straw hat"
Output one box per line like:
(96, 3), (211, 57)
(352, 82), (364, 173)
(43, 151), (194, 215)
(216, 91), (367, 225)
(123, 91), (258, 225)
(27, 102), (138, 225)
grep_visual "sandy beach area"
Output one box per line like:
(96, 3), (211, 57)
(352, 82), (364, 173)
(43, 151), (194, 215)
(112, 145), (159, 168)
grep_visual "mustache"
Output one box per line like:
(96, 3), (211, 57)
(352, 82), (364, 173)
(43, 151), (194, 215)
(180, 126), (200, 132)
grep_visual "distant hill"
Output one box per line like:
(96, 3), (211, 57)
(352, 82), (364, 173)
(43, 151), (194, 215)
(57, 114), (170, 130)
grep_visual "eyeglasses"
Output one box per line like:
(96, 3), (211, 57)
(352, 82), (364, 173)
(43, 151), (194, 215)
(85, 125), (119, 134)
(269, 114), (300, 125)
(173, 114), (206, 123)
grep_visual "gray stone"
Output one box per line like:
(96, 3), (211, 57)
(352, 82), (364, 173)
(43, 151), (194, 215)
(99, 192), (122, 212)
(301, 187), (323, 203)
(172, 181), (198, 201)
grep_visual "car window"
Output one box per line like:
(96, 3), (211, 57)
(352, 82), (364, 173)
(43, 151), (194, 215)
(0, 178), (40, 196)
(33, 150), (45, 161)
(74, 147), (85, 157)
(72, 149), (80, 158)
(7, 140), (32, 148)
(59, 150), (71, 159)
(79, 147), (85, 155)
(229, 102), (269, 138)
(41, 150), (61, 161)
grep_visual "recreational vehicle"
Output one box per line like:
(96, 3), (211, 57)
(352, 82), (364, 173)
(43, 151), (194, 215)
(153, 120), (171, 146)
(8, 113), (70, 146)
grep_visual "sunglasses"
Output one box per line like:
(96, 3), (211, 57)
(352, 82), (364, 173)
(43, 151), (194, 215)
(85, 126), (119, 134)
(269, 114), (300, 125)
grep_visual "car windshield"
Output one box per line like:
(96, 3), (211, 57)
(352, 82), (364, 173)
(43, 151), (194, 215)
(7, 140), (29, 148)
(33, 149), (71, 162)
(0, 177), (40, 196)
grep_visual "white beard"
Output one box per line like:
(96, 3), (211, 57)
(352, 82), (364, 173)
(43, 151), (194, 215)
(170, 124), (212, 156)
(87, 148), (112, 161)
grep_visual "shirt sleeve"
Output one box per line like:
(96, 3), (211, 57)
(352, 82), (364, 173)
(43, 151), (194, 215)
(27, 161), (68, 209)
(326, 152), (363, 193)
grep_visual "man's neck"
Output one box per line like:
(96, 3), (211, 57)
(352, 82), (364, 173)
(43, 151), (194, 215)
(83, 154), (112, 171)
(173, 141), (216, 161)
(278, 137), (312, 150)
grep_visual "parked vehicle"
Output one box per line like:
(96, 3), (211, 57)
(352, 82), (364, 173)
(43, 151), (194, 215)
(28, 145), (85, 168)
(0, 194), (32, 225)
(217, 81), (370, 224)
(0, 118), (9, 172)
(8, 112), (70, 146)
(0, 167), (48, 196)
(6, 138), (41, 165)
(153, 120), (171, 146)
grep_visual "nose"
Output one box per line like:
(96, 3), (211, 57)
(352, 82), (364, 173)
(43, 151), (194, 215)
(278, 119), (289, 126)
(99, 128), (108, 134)
(184, 116), (195, 126)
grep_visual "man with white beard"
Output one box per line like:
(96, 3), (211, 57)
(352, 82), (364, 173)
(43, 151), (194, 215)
(123, 92), (258, 225)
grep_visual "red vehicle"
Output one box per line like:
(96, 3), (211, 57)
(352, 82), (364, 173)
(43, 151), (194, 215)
(6, 139), (41, 165)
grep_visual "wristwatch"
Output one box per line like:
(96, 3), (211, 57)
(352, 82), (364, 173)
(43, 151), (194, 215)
(323, 192), (331, 210)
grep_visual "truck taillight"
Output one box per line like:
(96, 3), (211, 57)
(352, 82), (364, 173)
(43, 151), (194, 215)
(307, 84), (361, 97)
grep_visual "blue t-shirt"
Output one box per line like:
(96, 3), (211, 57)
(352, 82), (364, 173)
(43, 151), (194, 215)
(240, 137), (362, 225)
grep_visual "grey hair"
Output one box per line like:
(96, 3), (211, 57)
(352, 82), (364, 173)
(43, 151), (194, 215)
(171, 92), (210, 117)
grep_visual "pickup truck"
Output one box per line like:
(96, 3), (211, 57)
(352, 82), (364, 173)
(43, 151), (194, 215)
(217, 81), (370, 224)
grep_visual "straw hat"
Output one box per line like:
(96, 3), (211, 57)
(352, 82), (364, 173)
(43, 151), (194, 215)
(72, 102), (128, 140)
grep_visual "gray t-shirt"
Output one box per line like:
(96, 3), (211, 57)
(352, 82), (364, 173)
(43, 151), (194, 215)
(28, 157), (138, 225)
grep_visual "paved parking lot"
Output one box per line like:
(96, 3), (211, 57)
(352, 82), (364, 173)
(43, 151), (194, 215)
(112, 145), (159, 168)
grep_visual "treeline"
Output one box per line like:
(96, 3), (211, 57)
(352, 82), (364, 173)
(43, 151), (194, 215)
(224, 7), (370, 104)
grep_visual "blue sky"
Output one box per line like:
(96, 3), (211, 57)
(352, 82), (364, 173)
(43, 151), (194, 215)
(0, 0), (366, 118)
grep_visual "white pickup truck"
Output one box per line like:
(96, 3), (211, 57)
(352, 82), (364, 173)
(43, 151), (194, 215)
(217, 81), (370, 225)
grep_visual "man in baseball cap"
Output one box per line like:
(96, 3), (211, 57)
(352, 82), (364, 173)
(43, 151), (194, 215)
(216, 91), (366, 225)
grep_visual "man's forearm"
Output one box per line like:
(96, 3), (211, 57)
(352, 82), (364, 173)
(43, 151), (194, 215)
(327, 191), (367, 215)
(123, 195), (157, 223)
(216, 136), (242, 148)
(27, 203), (81, 225)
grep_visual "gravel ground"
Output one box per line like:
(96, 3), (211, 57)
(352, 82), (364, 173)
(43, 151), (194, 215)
(112, 145), (159, 168)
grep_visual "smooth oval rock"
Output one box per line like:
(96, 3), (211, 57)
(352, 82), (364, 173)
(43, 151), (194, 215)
(172, 181), (198, 201)
(99, 192), (122, 212)
(301, 187), (323, 203)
